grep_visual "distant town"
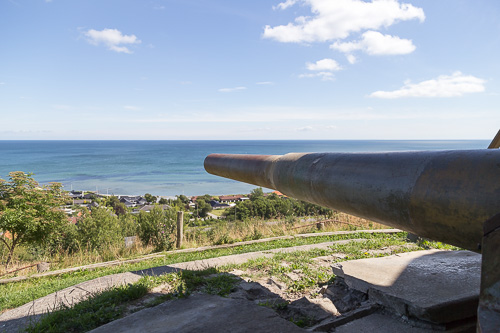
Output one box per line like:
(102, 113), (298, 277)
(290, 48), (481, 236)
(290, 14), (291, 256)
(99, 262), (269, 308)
(64, 189), (286, 221)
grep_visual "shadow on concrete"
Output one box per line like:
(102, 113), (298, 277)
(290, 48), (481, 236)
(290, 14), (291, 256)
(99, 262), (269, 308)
(332, 250), (480, 331)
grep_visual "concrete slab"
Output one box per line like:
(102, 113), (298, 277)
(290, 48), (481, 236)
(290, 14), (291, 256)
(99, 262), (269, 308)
(333, 312), (440, 333)
(331, 250), (481, 324)
(89, 293), (307, 333)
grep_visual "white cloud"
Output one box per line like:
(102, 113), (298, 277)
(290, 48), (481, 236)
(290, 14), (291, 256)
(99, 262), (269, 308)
(301, 58), (341, 81)
(346, 54), (357, 64)
(218, 86), (247, 93)
(306, 58), (341, 71)
(299, 72), (334, 81)
(263, 0), (424, 43)
(273, 0), (299, 10)
(124, 105), (142, 111)
(369, 72), (486, 98)
(84, 28), (141, 54)
(297, 126), (315, 131)
(256, 81), (274, 85)
(331, 30), (415, 58)
(0, 82), (5, 85)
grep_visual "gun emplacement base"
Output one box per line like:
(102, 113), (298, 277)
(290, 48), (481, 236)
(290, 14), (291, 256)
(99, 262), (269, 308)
(204, 150), (500, 332)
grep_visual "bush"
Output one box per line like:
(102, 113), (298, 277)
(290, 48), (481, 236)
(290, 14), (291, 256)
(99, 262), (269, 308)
(76, 207), (123, 251)
(119, 214), (138, 238)
(137, 206), (176, 251)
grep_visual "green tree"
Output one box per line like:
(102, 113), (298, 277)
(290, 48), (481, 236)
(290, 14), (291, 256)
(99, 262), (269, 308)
(249, 187), (264, 201)
(199, 194), (212, 202)
(144, 193), (156, 204)
(194, 199), (212, 218)
(105, 196), (127, 216)
(0, 172), (67, 267)
(177, 195), (189, 204)
(76, 207), (123, 251)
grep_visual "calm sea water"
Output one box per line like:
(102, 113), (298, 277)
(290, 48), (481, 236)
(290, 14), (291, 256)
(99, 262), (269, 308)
(0, 140), (489, 196)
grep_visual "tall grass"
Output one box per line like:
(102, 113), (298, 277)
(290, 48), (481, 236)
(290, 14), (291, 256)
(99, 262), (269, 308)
(0, 212), (383, 278)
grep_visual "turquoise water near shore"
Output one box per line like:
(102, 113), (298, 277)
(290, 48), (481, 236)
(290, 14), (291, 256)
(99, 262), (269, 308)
(0, 140), (489, 196)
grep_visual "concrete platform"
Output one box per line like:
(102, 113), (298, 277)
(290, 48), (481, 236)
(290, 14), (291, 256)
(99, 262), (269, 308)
(89, 293), (307, 333)
(334, 312), (437, 333)
(332, 250), (481, 325)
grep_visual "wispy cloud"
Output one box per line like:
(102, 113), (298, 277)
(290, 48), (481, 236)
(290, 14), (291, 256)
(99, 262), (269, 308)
(256, 81), (274, 85)
(299, 72), (334, 81)
(369, 72), (486, 98)
(129, 105), (486, 125)
(218, 86), (247, 93)
(84, 28), (141, 54)
(273, 0), (299, 10)
(295, 125), (338, 131)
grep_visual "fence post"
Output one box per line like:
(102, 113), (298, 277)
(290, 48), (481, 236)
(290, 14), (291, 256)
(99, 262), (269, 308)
(176, 211), (184, 248)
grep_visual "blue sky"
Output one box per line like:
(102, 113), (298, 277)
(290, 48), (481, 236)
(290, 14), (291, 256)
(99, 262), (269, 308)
(1, 0), (499, 140)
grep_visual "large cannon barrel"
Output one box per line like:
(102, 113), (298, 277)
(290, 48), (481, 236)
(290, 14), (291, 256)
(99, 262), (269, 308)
(204, 150), (500, 252)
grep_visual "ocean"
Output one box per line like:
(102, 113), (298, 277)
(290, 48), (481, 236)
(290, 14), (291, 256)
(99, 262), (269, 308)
(0, 140), (489, 196)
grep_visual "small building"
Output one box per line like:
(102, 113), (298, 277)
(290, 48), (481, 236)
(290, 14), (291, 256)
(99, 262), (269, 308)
(132, 204), (171, 214)
(219, 195), (244, 203)
(119, 195), (148, 207)
(208, 200), (230, 210)
(120, 197), (136, 208)
(69, 191), (84, 199)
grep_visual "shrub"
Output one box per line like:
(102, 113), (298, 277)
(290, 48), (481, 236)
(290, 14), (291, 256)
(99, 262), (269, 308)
(137, 206), (176, 251)
(76, 207), (123, 251)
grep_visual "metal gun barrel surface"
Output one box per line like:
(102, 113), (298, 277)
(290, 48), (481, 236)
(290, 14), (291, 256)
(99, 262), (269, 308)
(204, 150), (500, 252)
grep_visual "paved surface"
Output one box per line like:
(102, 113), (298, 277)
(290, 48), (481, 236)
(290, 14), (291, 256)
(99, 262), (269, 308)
(90, 293), (307, 333)
(332, 250), (481, 324)
(0, 239), (360, 332)
(1, 242), (481, 332)
(334, 312), (439, 333)
(0, 272), (144, 333)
